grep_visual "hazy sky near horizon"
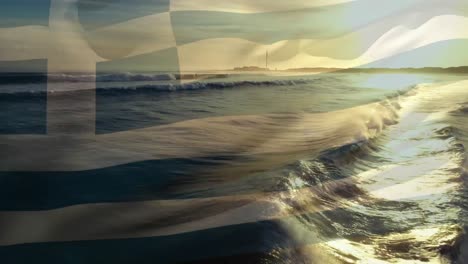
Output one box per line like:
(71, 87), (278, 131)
(1, 0), (468, 72)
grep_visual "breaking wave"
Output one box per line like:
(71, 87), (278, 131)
(266, 81), (468, 263)
(96, 79), (314, 93)
(0, 76), (319, 97)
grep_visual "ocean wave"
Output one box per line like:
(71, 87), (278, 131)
(0, 72), (233, 84)
(3, 79), (468, 264)
(96, 78), (314, 94)
(0, 78), (317, 97)
(451, 103), (468, 114)
(263, 80), (468, 264)
(96, 73), (178, 82)
(32, 72), (180, 83)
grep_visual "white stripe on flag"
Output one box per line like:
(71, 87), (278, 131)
(0, 26), (51, 61)
(176, 15), (468, 72)
(170, 0), (358, 13)
(0, 102), (397, 171)
(86, 12), (176, 60)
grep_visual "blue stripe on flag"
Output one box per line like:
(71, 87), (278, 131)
(0, 220), (292, 264)
(77, 0), (170, 30)
(0, 0), (50, 27)
(0, 157), (241, 211)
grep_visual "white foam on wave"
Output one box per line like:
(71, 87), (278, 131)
(317, 81), (468, 263)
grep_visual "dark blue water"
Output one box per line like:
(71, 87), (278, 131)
(1, 72), (468, 263)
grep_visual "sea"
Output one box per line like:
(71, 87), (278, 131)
(1, 71), (468, 263)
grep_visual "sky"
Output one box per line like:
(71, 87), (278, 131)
(1, 0), (468, 72)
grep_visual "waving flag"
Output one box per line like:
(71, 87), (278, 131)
(1, 0), (468, 263)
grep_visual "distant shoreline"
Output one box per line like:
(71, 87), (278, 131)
(1, 66), (468, 82)
(229, 66), (468, 74)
